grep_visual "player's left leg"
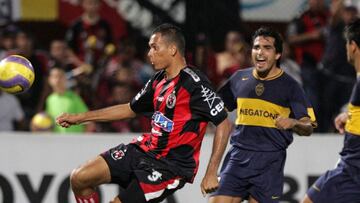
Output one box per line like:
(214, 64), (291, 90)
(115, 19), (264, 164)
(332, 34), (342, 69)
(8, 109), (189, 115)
(71, 155), (111, 202)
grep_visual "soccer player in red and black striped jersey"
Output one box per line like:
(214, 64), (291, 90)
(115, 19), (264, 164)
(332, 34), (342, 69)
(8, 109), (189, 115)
(56, 23), (231, 203)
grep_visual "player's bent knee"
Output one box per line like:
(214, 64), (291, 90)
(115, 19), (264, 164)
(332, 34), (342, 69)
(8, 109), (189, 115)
(70, 168), (92, 190)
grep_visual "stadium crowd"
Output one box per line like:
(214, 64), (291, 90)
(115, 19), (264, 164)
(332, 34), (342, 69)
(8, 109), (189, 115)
(0, 0), (358, 133)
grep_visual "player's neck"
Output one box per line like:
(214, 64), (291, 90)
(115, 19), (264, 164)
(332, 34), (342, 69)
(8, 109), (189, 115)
(254, 66), (282, 80)
(165, 57), (186, 80)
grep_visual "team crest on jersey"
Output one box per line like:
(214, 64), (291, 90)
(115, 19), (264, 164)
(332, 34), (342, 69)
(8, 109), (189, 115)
(166, 91), (176, 109)
(255, 83), (265, 96)
(111, 149), (126, 160)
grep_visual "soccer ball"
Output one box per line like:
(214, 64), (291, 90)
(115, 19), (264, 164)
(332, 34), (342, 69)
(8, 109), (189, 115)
(30, 112), (54, 132)
(0, 55), (35, 94)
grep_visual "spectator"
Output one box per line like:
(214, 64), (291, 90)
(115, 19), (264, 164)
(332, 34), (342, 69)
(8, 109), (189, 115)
(30, 112), (54, 132)
(187, 33), (218, 86)
(287, 0), (329, 131)
(319, 1), (358, 132)
(97, 82), (137, 132)
(12, 30), (49, 130)
(0, 24), (18, 59)
(45, 67), (93, 133)
(65, 0), (114, 108)
(0, 90), (25, 131)
(65, 0), (113, 66)
(48, 39), (83, 72)
(281, 41), (302, 86)
(215, 30), (250, 86)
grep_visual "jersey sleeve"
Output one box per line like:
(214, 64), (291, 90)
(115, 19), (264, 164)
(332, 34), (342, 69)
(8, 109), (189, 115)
(217, 75), (237, 112)
(130, 78), (155, 115)
(289, 82), (317, 124)
(190, 81), (227, 126)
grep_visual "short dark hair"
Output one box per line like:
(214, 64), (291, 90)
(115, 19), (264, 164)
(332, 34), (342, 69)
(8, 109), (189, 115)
(152, 23), (186, 56)
(344, 18), (360, 47)
(252, 27), (283, 67)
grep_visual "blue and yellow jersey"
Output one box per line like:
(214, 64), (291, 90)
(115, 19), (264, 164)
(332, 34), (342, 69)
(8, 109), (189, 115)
(341, 76), (360, 168)
(219, 68), (316, 151)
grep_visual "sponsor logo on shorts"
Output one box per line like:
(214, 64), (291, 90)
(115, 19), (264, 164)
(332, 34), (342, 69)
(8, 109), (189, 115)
(271, 196), (280, 200)
(111, 149), (125, 160)
(147, 169), (162, 182)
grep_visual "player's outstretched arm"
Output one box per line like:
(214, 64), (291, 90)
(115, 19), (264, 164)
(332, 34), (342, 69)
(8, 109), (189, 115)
(201, 118), (232, 196)
(56, 103), (136, 128)
(275, 116), (313, 136)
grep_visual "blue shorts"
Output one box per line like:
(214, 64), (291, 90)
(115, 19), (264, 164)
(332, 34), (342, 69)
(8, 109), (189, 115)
(307, 161), (360, 203)
(211, 146), (286, 202)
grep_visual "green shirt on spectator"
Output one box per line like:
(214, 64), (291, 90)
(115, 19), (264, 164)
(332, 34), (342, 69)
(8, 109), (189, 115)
(46, 90), (88, 133)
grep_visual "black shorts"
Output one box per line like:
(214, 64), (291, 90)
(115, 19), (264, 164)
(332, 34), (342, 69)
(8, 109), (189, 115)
(101, 144), (186, 203)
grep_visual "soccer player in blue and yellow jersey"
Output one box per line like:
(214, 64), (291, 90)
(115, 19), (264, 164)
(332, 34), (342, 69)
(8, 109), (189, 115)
(302, 19), (360, 203)
(201, 27), (317, 203)
(56, 24), (231, 203)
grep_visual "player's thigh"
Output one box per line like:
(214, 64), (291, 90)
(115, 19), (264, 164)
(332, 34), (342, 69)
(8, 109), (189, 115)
(306, 162), (360, 203)
(71, 155), (111, 187)
(209, 195), (242, 203)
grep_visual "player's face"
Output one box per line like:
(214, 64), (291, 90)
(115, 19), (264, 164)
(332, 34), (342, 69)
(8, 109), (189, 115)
(148, 33), (173, 71)
(251, 36), (280, 75)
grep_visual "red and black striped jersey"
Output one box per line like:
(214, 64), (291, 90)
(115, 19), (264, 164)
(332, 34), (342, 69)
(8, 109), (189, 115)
(130, 66), (227, 182)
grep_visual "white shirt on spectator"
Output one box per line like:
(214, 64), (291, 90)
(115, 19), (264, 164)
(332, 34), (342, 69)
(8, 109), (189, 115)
(0, 92), (24, 131)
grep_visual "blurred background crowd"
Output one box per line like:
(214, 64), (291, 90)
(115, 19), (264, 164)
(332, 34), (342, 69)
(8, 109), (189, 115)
(0, 0), (358, 134)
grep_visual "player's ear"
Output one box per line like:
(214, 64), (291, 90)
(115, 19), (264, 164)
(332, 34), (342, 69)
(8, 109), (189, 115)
(170, 44), (177, 56)
(275, 53), (281, 60)
(350, 40), (358, 52)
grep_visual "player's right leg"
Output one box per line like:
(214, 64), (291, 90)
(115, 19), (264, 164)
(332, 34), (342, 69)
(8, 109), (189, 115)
(71, 155), (111, 202)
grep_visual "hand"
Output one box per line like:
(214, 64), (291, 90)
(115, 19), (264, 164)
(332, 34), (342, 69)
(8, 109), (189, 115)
(275, 116), (296, 130)
(334, 112), (348, 134)
(56, 113), (80, 128)
(308, 29), (323, 40)
(200, 173), (219, 197)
